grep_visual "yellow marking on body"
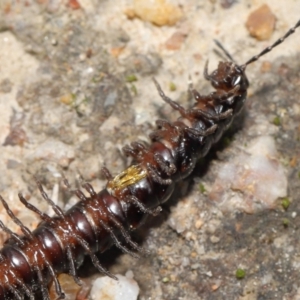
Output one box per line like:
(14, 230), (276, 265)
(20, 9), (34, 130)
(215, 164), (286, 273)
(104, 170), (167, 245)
(107, 165), (147, 195)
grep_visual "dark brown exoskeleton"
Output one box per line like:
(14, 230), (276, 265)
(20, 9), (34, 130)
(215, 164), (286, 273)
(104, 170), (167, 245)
(0, 19), (299, 300)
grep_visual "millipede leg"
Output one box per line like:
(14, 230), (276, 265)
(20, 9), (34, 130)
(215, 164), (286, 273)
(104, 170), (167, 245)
(3, 273), (22, 300)
(122, 145), (139, 158)
(0, 220), (24, 245)
(9, 285), (23, 300)
(203, 61), (212, 81)
(126, 195), (162, 216)
(83, 184), (146, 257)
(5, 273), (24, 300)
(101, 167), (113, 180)
(97, 214), (140, 258)
(34, 265), (50, 300)
(0, 195), (33, 239)
(12, 273), (35, 300)
(213, 39), (237, 63)
(214, 85), (240, 104)
(66, 245), (82, 286)
(107, 212), (149, 254)
(63, 179), (89, 202)
(153, 78), (187, 117)
(191, 124), (217, 137)
(72, 233), (117, 280)
(147, 164), (172, 185)
(18, 193), (52, 223)
(153, 153), (176, 176)
(82, 182), (97, 196)
(36, 180), (65, 218)
(40, 251), (65, 299)
(191, 107), (233, 121)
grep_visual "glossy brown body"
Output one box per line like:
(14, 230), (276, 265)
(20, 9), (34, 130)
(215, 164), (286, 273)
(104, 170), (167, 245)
(0, 17), (299, 299)
(0, 61), (249, 299)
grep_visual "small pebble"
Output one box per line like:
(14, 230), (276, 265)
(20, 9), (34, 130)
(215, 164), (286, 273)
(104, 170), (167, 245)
(246, 4), (276, 40)
(210, 235), (220, 244)
(129, 0), (182, 26)
(209, 136), (287, 213)
(90, 273), (139, 300)
(165, 31), (188, 50)
(27, 139), (75, 168)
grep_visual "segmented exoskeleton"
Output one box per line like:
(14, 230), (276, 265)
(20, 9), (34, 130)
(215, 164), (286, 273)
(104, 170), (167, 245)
(0, 19), (299, 300)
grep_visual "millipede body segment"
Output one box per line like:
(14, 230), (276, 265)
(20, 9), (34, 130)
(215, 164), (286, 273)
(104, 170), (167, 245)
(0, 19), (299, 300)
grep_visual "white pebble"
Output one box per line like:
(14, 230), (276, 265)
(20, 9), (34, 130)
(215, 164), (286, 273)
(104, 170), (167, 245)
(90, 273), (139, 300)
(209, 136), (287, 213)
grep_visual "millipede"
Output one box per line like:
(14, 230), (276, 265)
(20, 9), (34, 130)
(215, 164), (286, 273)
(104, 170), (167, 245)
(0, 16), (299, 300)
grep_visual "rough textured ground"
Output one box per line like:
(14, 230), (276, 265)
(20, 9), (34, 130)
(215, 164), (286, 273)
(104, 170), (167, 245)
(0, 1), (300, 299)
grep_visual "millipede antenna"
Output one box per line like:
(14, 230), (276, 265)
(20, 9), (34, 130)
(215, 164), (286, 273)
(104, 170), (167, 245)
(213, 39), (237, 63)
(241, 19), (300, 68)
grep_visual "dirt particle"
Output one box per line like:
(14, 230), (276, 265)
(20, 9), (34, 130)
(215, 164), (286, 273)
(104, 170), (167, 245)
(165, 31), (188, 50)
(67, 0), (81, 10)
(245, 4), (276, 41)
(0, 78), (12, 93)
(127, 0), (183, 26)
(220, 0), (237, 9)
(260, 61), (272, 73)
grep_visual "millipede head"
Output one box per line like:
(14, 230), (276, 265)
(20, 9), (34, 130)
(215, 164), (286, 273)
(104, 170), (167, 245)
(205, 60), (249, 93)
(208, 19), (300, 95)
